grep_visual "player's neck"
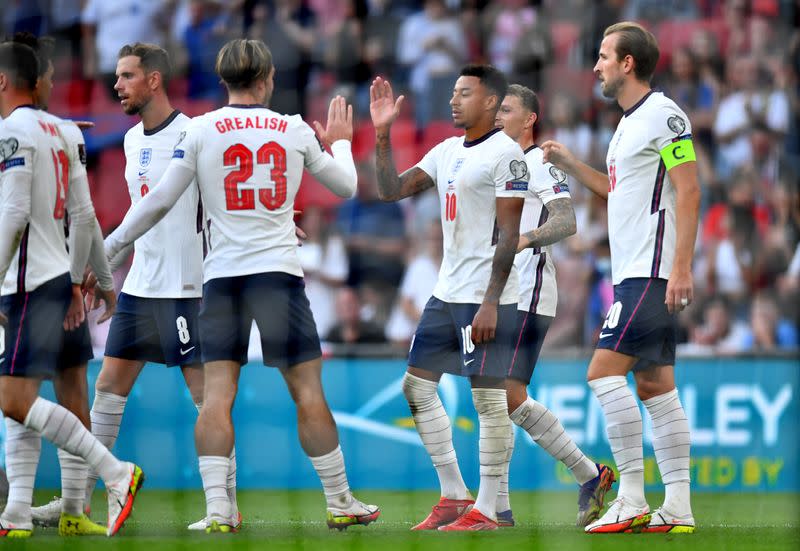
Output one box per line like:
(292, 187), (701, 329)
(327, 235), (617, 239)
(227, 90), (264, 107)
(518, 135), (535, 151)
(139, 96), (176, 132)
(464, 120), (496, 142)
(616, 81), (652, 113)
(0, 91), (36, 118)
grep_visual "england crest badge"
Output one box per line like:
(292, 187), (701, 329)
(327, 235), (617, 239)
(139, 148), (152, 167)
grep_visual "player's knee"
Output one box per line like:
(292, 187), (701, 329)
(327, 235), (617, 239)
(636, 379), (670, 401)
(402, 372), (438, 411)
(1, 400), (31, 424)
(505, 381), (527, 413)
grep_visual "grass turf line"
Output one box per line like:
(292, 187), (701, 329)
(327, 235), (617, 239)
(11, 489), (799, 550)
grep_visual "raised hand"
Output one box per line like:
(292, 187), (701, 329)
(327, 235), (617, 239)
(541, 140), (576, 171)
(369, 77), (404, 132)
(312, 95), (353, 147)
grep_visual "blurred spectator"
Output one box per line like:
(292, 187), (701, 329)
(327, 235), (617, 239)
(684, 296), (750, 354)
(81, 0), (172, 99)
(713, 56), (790, 178)
(483, 0), (551, 91)
(742, 291), (798, 351)
(622, 0), (698, 23)
(48, 0), (83, 62)
(362, 0), (402, 84)
(336, 161), (407, 291)
(324, 0), (372, 113)
(548, 94), (593, 205)
(296, 206), (348, 339)
(249, 0), (315, 116)
(397, 0), (467, 127)
(2, 0), (47, 36)
(183, 0), (228, 101)
(689, 28), (725, 90)
(385, 221), (442, 346)
(325, 287), (387, 344)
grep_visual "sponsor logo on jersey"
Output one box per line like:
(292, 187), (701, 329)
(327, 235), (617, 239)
(0, 157), (25, 171)
(509, 159), (529, 181)
(505, 180), (529, 191)
(552, 183), (569, 194)
(447, 158), (465, 188)
(0, 137), (19, 161)
(139, 147), (152, 167)
(667, 115), (686, 135)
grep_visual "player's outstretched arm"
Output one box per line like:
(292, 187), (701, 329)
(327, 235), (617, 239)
(370, 77), (434, 201)
(104, 163), (195, 260)
(472, 196), (524, 344)
(308, 96), (358, 198)
(517, 197), (577, 253)
(541, 140), (609, 200)
(665, 160), (700, 313)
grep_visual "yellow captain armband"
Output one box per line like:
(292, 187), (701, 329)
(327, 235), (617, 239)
(660, 137), (696, 170)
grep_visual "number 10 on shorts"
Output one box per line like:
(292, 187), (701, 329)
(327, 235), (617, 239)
(461, 325), (475, 354)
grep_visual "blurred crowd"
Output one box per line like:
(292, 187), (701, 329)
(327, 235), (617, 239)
(3, 0), (799, 356)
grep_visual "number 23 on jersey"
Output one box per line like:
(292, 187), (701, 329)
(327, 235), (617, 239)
(224, 142), (287, 211)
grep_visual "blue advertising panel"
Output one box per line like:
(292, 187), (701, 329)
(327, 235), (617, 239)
(12, 357), (798, 492)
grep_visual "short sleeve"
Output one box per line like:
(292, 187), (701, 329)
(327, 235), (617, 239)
(530, 158), (571, 205)
(652, 103), (694, 152)
(493, 143), (528, 198)
(414, 141), (442, 182)
(0, 124), (33, 180)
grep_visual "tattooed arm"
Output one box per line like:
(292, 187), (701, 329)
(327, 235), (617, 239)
(370, 76), (435, 201)
(517, 197), (577, 252)
(471, 196), (524, 344)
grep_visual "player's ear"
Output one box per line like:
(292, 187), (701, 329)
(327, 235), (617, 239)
(149, 70), (161, 91)
(526, 112), (537, 131)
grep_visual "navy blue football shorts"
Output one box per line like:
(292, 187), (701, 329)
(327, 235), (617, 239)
(104, 292), (201, 367)
(506, 311), (553, 384)
(1, 273), (71, 379)
(200, 272), (321, 369)
(596, 277), (677, 367)
(408, 296), (518, 379)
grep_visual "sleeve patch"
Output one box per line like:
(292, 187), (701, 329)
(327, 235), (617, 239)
(0, 157), (25, 171)
(172, 149), (185, 159)
(667, 115), (686, 135)
(505, 180), (529, 191)
(659, 138), (696, 170)
(509, 159), (529, 181)
(549, 165), (567, 183)
(0, 137), (19, 161)
(552, 183), (569, 194)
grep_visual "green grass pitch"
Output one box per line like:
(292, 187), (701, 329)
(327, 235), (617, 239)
(10, 489), (799, 550)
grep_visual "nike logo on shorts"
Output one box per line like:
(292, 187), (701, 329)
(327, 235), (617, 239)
(180, 346), (195, 355)
(464, 358), (474, 366)
(599, 332), (614, 339)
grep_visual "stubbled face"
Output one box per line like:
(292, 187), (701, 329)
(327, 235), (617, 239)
(594, 33), (626, 99)
(495, 94), (530, 142)
(450, 75), (493, 129)
(35, 61), (54, 111)
(114, 56), (153, 115)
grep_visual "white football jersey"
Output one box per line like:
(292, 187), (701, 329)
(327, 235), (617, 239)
(416, 128), (528, 305)
(0, 107), (75, 294)
(605, 92), (691, 285)
(122, 111), (203, 298)
(515, 145), (571, 316)
(171, 105), (337, 282)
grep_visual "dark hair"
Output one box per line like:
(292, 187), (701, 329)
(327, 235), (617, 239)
(215, 39), (273, 91)
(10, 32), (54, 78)
(118, 42), (172, 85)
(459, 64), (508, 105)
(506, 84), (540, 119)
(0, 42), (39, 91)
(604, 21), (660, 83)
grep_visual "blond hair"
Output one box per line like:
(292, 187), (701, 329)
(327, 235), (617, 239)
(215, 39), (273, 91)
(604, 21), (660, 82)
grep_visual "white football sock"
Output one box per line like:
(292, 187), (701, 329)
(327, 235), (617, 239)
(199, 456), (231, 520)
(196, 400), (238, 513)
(510, 397), (598, 484)
(589, 376), (646, 506)
(496, 427), (514, 513)
(309, 445), (354, 509)
(472, 388), (511, 520)
(24, 397), (128, 488)
(57, 449), (87, 516)
(643, 389), (692, 517)
(402, 373), (469, 500)
(85, 390), (127, 504)
(1, 418), (40, 525)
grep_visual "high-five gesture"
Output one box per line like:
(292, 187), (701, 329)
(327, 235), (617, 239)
(313, 95), (353, 147)
(369, 77), (404, 132)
